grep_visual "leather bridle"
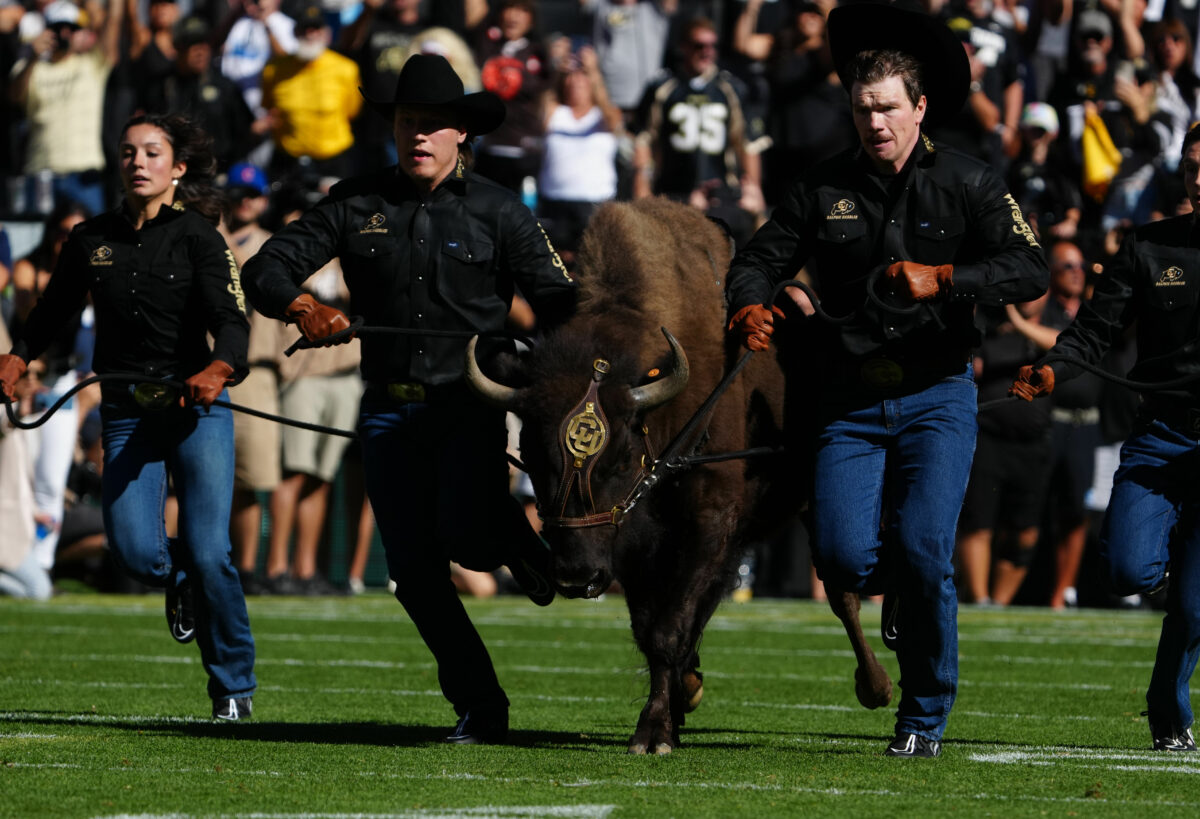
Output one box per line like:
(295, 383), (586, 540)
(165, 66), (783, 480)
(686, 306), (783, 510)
(542, 357), (658, 529)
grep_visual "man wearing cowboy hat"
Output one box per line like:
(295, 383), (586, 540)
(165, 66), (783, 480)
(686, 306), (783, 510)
(242, 53), (576, 745)
(725, 1), (1047, 757)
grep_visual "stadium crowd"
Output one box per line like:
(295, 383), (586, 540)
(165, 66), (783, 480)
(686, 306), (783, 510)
(0, 0), (1192, 609)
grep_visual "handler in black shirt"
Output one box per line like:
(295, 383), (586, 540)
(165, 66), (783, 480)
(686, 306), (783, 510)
(243, 54), (575, 745)
(1012, 121), (1200, 754)
(726, 3), (1047, 758)
(0, 113), (256, 722)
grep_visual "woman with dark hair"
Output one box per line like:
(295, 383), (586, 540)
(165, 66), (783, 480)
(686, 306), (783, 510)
(1150, 18), (1200, 169)
(0, 112), (257, 721)
(10, 201), (91, 328)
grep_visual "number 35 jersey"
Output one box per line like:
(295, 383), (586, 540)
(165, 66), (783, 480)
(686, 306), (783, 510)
(632, 64), (767, 199)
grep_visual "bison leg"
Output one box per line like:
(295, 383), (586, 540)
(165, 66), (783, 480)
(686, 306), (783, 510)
(827, 588), (893, 709)
(626, 558), (729, 752)
(628, 662), (677, 755)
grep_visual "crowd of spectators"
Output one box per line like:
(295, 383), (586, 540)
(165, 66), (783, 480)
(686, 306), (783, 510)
(0, 0), (1194, 607)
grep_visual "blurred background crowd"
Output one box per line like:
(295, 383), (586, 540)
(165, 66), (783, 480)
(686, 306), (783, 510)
(0, 0), (1186, 609)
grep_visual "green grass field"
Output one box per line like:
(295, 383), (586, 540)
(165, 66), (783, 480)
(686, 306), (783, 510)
(2, 591), (1197, 818)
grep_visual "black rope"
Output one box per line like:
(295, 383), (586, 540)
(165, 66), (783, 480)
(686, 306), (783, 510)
(3, 372), (531, 474)
(976, 353), (1200, 414)
(283, 318), (534, 357)
(664, 446), (785, 469)
(3, 373), (359, 438)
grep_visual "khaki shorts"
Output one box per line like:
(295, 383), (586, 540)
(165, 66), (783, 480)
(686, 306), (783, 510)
(229, 366), (282, 491)
(280, 371), (362, 482)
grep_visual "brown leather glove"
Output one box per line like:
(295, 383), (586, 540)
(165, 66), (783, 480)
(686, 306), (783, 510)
(182, 360), (235, 408)
(728, 304), (785, 352)
(885, 261), (955, 302)
(1009, 364), (1055, 402)
(0, 354), (27, 403)
(285, 293), (353, 345)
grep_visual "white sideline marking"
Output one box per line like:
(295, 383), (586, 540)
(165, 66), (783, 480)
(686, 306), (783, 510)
(971, 749), (1200, 774)
(95, 809), (617, 819)
(0, 732), (59, 739)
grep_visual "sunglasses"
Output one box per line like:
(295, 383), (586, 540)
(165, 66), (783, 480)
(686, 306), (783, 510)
(689, 40), (718, 52)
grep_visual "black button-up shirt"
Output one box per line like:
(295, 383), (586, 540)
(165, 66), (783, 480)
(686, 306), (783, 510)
(12, 203), (250, 381)
(1045, 215), (1200, 408)
(726, 137), (1048, 372)
(243, 166), (577, 386)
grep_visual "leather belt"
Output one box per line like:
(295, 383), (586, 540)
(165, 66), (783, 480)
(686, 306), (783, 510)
(1051, 407), (1100, 425)
(830, 350), (970, 392)
(365, 381), (457, 404)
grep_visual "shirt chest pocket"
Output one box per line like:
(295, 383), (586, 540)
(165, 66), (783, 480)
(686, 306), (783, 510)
(912, 216), (965, 263)
(434, 238), (495, 304)
(1142, 259), (1199, 316)
(345, 233), (398, 268)
(817, 219), (868, 245)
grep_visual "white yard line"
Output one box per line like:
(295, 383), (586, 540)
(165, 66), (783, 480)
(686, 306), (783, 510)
(95, 809), (617, 819)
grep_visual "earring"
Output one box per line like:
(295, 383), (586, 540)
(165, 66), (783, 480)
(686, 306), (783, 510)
(172, 178), (179, 186)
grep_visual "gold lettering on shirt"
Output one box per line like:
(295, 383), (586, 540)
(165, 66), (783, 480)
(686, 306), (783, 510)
(224, 248), (247, 313)
(538, 222), (572, 282)
(1004, 193), (1040, 248)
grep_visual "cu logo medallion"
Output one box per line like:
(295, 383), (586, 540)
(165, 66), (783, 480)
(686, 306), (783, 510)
(565, 402), (607, 468)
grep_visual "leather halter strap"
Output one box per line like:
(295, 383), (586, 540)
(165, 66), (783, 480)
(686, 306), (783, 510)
(542, 359), (656, 530)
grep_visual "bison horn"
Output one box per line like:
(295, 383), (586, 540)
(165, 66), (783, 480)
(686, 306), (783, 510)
(629, 328), (690, 411)
(464, 335), (521, 409)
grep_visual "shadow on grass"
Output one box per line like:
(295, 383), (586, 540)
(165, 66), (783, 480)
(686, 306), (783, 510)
(0, 711), (626, 750)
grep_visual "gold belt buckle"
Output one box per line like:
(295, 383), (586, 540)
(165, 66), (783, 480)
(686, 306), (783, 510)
(860, 358), (904, 389)
(387, 382), (427, 403)
(132, 383), (177, 409)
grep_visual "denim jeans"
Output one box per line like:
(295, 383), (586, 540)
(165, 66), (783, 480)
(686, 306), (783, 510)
(810, 367), (977, 740)
(358, 389), (528, 716)
(100, 395), (256, 701)
(1100, 419), (1200, 734)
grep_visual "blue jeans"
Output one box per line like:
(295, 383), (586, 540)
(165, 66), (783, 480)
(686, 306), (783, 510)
(1101, 419), (1200, 734)
(810, 368), (977, 740)
(358, 388), (529, 716)
(100, 395), (256, 701)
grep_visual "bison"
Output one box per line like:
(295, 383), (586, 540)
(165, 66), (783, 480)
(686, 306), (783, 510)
(466, 198), (892, 753)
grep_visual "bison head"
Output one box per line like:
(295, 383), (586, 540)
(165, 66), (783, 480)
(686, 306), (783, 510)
(465, 328), (689, 598)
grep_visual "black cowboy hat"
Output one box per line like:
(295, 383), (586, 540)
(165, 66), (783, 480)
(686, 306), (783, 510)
(360, 53), (506, 136)
(827, 0), (970, 127)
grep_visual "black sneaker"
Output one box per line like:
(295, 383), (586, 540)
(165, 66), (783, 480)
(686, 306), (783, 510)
(444, 708), (509, 744)
(507, 538), (555, 607)
(292, 574), (346, 597)
(237, 570), (269, 596)
(262, 572), (302, 595)
(1147, 714), (1196, 751)
(165, 576), (195, 644)
(212, 696), (253, 721)
(884, 732), (941, 758)
(881, 590), (899, 652)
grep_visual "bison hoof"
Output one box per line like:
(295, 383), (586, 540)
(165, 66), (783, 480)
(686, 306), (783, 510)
(627, 742), (648, 755)
(653, 742), (673, 755)
(854, 666), (893, 710)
